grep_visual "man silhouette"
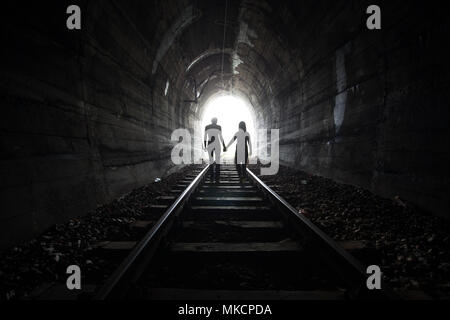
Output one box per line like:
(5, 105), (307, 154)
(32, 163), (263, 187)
(204, 117), (226, 183)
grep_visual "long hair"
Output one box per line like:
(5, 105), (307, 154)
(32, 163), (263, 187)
(239, 121), (247, 132)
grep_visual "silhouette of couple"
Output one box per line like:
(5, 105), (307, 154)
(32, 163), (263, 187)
(203, 117), (252, 183)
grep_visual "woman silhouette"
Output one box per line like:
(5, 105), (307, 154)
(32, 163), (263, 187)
(226, 121), (252, 182)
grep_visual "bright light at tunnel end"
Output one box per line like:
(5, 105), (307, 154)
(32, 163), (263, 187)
(201, 95), (256, 157)
(170, 94), (280, 176)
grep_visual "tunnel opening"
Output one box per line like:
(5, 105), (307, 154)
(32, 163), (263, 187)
(199, 93), (257, 163)
(1, 0), (450, 302)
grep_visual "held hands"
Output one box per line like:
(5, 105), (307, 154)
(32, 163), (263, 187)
(202, 145), (227, 152)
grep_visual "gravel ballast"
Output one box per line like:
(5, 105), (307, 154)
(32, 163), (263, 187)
(0, 165), (200, 300)
(251, 165), (450, 299)
(1, 164), (449, 300)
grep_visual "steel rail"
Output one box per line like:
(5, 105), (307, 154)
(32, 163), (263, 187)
(246, 168), (398, 299)
(94, 165), (210, 300)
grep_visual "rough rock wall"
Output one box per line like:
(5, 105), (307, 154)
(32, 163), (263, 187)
(0, 1), (193, 249)
(274, 1), (450, 218)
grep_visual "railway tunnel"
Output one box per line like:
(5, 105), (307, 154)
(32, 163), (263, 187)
(1, 0), (450, 301)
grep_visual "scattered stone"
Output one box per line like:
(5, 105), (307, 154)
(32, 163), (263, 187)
(0, 165), (200, 300)
(251, 164), (450, 299)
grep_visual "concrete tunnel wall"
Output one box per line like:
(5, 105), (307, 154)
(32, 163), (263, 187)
(1, 0), (449, 249)
(0, 0), (199, 249)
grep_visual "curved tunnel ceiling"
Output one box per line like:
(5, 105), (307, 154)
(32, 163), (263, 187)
(136, 0), (304, 125)
(2, 0), (449, 250)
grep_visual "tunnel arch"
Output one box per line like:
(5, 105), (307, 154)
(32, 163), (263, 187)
(2, 0), (450, 250)
(149, 0), (306, 138)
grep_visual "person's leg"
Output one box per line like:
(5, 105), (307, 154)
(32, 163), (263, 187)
(243, 148), (249, 179)
(238, 165), (245, 183)
(235, 150), (241, 178)
(216, 163), (221, 182)
(215, 147), (221, 183)
(208, 147), (215, 181)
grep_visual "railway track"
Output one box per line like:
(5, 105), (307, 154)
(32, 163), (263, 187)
(92, 165), (395, 300)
